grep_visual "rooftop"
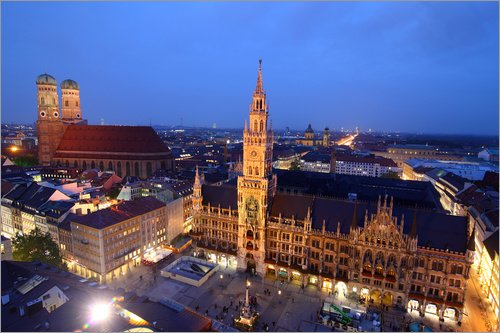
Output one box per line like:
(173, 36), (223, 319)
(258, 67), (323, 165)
(53, 125), (171, 160)
(270, 193), (468, 253)
(274, 169), (442, 210)
(71, 197), (164, 229)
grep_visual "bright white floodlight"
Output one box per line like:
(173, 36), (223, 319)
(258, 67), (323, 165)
(90, 303), (110, 322)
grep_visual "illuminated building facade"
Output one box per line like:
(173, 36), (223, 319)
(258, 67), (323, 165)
(478, 231), (499, 329)
(35, 74), (174, 177)
(191, 61), (473, 323)
(296, 125), (331, 146)
(68, 197), (166, 283)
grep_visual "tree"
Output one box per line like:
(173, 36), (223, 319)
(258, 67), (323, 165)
(12, 228), (66, 269)
(13, 155), (38, 167)
(289, 160), (301, 171)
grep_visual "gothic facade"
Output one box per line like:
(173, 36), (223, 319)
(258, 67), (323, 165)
(191, 61), (473, 323)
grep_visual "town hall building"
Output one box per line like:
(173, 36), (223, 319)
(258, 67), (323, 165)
(191, 60), (474, 324)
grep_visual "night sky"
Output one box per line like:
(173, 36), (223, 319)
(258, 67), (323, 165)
(2, 2), (498, 135)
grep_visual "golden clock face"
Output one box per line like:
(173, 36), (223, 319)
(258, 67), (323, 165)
(251, 150), (257, 157)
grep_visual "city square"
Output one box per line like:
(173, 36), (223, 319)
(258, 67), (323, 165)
(103, 247), (496, 332)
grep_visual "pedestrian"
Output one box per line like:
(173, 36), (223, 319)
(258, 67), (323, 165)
(205, 310), (208, 316)
(272, 321), (275, 327)
(292, 297), (294, 303)
(215, 303), (218, 309)
(230, 300), (233, 306)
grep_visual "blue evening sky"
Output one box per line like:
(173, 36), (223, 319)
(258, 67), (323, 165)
(2, 2), (498, 134)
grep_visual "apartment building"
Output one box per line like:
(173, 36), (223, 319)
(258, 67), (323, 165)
(68, 197), (166, 283)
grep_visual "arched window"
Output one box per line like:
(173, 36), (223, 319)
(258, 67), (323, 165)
(82, 161), (87, 170)
(134, 162), (140, 177)
(248, 166), (252, 175)
(65, 100), (69, 107)
(126, 162), (131, 176)
(74, 160), (78, 168)
(53, 98), (56, 105)
(146, 162), (152, 177)
(108, 161), (113, 171)
(41, 97), (45, 105)
(260, 120), (264, 132)
(91, 161), (96, 169)
(76, 101), (79, 107)
(117, 162), (122, 177)
(99, 161), (104, 171)
(254, 120), (258, 132)
(255, 167), (259, 176)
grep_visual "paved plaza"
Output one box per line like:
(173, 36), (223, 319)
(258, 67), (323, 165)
(105, 251), (493, 332)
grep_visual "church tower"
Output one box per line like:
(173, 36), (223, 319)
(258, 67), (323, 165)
(61, 79), (82, 123)
(323, 127), (330, 147)
(237, 60), (276, 275)
(36, 74), (65, 166)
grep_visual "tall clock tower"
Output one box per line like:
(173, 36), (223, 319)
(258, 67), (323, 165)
(237, 60), (276, 275)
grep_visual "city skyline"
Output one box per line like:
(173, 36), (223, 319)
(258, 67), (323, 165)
(2, 2), (499, 135)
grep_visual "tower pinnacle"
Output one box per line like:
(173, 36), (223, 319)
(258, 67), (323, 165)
(254, 59), (264, 96)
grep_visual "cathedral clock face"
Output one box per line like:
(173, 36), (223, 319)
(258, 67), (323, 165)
(40, 111), (46, 117)
(251, 150), (257, 158)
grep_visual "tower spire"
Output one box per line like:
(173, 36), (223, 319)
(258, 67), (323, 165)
(254, 59), (264, 96)
(194, 165), (201, 187)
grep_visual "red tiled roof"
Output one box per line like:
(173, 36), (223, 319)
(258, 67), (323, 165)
(53, 125), (171, 159)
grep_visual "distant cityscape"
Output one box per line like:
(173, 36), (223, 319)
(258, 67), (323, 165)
(1, 58), (498, 333)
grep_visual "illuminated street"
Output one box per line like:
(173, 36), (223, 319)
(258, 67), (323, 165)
(336, 133), (358, 146)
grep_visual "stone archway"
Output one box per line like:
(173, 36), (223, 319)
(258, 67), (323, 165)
(335, 281), (348, 298)
(408, 299), (419, 311)
(425, 303), (438, 315)
(444, 307), (458, 320)
(246, 258), (256, 274)
(382, 292), (393, 306)
(371, 289), (382, 304)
